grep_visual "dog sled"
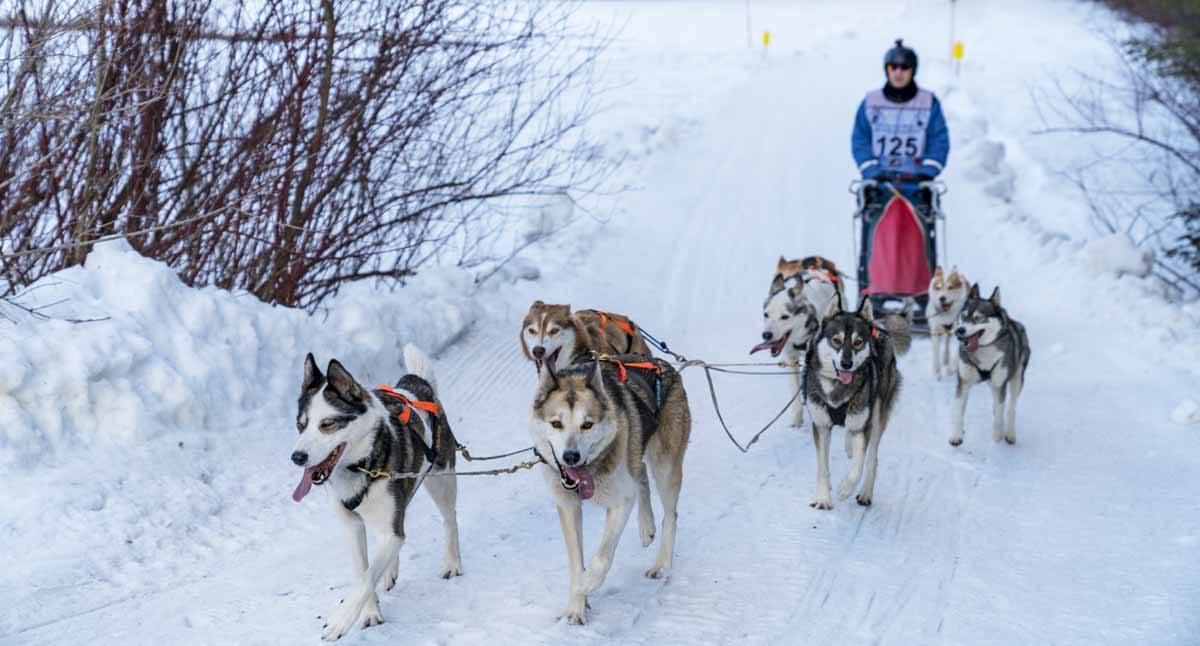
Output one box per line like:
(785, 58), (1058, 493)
(850, 178), (947, 334)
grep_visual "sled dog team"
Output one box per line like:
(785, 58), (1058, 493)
(289, 256), (1030, 640)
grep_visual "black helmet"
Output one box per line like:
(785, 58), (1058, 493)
(883, 38), (918, 73)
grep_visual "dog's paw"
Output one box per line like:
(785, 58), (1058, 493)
(1004, 431), (1016, 445)
(559, 599), (588, 625)
(645, 563), (669, 579)
(809, 496), (833, 510)
(582, 562), (609, 595)
(992, 428), (1004, 442)
(836, 478), (857, 500)
(856, 494), (873, 507)
(948, 435), (963, 447)
(321, 602), (359, 642)
(360, 605), (384, 629)
(384, 561), (399, 592)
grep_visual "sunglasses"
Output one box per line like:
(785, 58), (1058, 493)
(887, 63), (913, 71)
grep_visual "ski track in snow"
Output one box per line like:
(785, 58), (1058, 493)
(5, 2), (1200, 645)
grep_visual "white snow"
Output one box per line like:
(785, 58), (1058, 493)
(4, 1), (1200, 645)
(1085, 233), (1156, 279)
(1171, 400), (1200, 426)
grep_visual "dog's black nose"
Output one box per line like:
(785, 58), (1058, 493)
(531, 346), (545, 359)
(291, 450), (308, 466)
(562, 449), (581, 466)
(954, 327), (966, 338)
(840, 359), (853, 370)
(762, 331), (773, 341)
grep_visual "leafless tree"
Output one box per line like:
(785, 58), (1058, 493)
(0, 0), (611, 309)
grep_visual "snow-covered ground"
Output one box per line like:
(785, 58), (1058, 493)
(4, 1), (1200, 644)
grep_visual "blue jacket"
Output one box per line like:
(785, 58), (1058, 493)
(852, 86), (949, 184)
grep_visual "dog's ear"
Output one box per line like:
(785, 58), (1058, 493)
(968, 283), (981, 300)
(821, 293), (843, 321)
(532, 299), (544, 307)
(777, 256), (788, 270)
(933, 266), (944, 278)
(857, 297), (875, 323)
(769, 273), (786, 296)
(326, 359), (365, 402)
(303, 353), (324, 391)
(586, 360), (606, 397)
(989, 286), (1002, 308)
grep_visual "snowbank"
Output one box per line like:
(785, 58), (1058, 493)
(0, 239), (480, 468)
(1084, 233), (1155, 279)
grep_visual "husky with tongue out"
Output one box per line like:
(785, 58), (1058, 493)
(950, 284), (1031, 447)
(751, 256), (844, 428)
(290, 345), (462, 641)
(528, 354), (691, 625)
(803, 296), (909, 510)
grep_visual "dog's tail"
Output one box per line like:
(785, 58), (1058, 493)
(881, 314), (912, 356)
(403, 343), (438, 391)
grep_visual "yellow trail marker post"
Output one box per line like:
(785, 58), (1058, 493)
(762, 31), (770, 48)
(952, 40), (964, 76)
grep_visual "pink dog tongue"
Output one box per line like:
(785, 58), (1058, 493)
(565, 466), (595, 500)
(749, 340), (774, 355)
(967, 334), (981, 353)
(837, 370), (854, 385)
(292, 467), (316, 503)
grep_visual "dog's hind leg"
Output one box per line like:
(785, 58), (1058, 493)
(636, 467), (656, 547)
(323, 533), (404, 641)
(810, 424), (833, 509)
(424, 471), (463, 578)
(1004, 374), (1023, 445)
(556, 502), (588, 625)
(646, 442), (683, 579)
(582, 499), (635, 594)
(991, 381), (1007, 443)
(857, 424), (884, 506)
(335, 506), (386, 625)
(838, 431), (867, 500)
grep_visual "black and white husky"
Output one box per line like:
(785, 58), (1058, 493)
(291, 345), (462, 641)
(950, 284), (1031, 446)
(803, 298), (909, 509)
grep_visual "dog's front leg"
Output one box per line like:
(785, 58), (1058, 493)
(582, 498), (635, 594)
(950, 373), (972, 446)
(556, 502), (588, 625)
(790, 360), (805, 427)
(810, 423), (833, 509)
(837, 430), (867, 500)
(931, 333), (943, 379)
(990, 381), (1007, 443)
(322, 534), (404, 641)
(334, 505), (385, 627)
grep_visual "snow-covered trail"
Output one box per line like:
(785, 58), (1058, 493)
(7, 2), (1200, 645)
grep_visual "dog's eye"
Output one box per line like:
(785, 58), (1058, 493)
(527, 327), (536, 335)
(852, 338), (864, 349)
(781, 314), (790, 320)
(319, 419), (337, 432)
(549, 328), (560, 336)
(581, 421), (593, 430)
(830, 337), (842, 348)
(763, 312), (768, 318)
(550, 420), (563, 429)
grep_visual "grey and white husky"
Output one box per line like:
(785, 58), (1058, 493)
(803, 298), (909, 509)
(291, 345), (462, 641)
(950, 284), (1031, 446)
(751, 256), (843, 427)
(528, 356), (691, 625)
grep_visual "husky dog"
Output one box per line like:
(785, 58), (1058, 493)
(520, 301), (652, 374)
(751, 256), (844, 427)
(950, 285), (1031, 446)
(291, 345), (462, 641)
(925, 266), (970, 380)
(529, 355), (691, 625)
(803, 298), (909, 509)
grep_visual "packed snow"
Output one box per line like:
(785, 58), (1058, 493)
(3, 1), (1199, 645)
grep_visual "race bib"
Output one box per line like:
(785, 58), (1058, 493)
(864, 89), (934, 175)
